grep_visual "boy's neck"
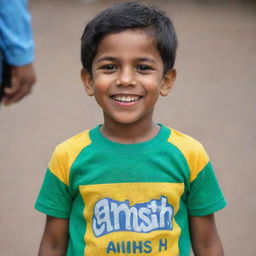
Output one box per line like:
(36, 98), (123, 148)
(100, 119), (160, 144)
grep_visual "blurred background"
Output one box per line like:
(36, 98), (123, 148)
(0, 0), (255, 255)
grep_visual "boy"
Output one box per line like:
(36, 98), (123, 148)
(35, 2), (227, 256)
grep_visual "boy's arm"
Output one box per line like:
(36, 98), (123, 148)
(38, 215), (69, 256)
(189, 214), (224, 256)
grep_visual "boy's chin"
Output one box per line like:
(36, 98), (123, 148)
(104, 114), (141, 126)
(103, 112), (154, 127)
(109, 118), (140, 126)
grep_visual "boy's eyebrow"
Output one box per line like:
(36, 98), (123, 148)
(137, 57), (157, 64)
(95, 56), (157, 64)
(96, 56), (116, 63)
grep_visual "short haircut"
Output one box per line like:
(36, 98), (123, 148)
(81, 1), (178, 74)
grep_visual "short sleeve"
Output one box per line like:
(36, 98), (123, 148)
(187, 162), (227, 216)
(34, 148), (72, 218)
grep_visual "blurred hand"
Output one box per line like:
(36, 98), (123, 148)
(3, 63), (36, 105)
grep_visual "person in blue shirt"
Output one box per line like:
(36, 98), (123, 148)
(0, 0), (36, 105)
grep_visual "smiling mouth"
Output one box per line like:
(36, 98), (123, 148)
(111, 95), (142, 103)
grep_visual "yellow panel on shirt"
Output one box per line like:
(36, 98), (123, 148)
(80, 182), (184, 256)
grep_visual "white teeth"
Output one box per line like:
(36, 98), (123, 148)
(112, 95), (140, 102)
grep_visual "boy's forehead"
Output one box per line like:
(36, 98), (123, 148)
(101, 28), (155, 44)
(95, 29), (159, 58)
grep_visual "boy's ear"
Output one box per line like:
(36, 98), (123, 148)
(81, 68), (94, 96)
(160, 69), (176, 97)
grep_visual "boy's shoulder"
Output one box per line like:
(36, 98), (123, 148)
(52, 129), (92, 158)
(167, 127), (210, 182)
(48, 129), (92, 185)
(167, 127), (206, 153)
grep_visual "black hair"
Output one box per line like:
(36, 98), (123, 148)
(81, 1), (178, 74)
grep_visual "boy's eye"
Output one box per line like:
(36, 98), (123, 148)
(101, 64), (117, 70)
(136, 64), (153, 72)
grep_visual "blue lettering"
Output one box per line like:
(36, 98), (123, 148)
(127, 241), (131, 253)
(121, 241), (126, 253)
(106, 240), (154, 254)
(133, 241), (143, 253)
(144, 240), (152, 253)
(93, 196), (173, 237)
(116, 242), (120, 253)
(159, 238), (168, 251)
(106, 241), (116, 254)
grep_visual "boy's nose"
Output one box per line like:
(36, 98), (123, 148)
(116, 69), (136, 87)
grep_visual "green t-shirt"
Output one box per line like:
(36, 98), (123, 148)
(35, 124), (226, 256)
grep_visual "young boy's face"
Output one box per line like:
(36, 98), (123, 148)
(81, 29), (176, 126)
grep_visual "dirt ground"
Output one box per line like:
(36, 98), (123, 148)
(0, 0), (255, 255)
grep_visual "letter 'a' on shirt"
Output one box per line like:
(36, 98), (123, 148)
(35, 124), (227, 256)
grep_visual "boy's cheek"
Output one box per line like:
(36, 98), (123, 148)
(93, 73), (113, 83)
